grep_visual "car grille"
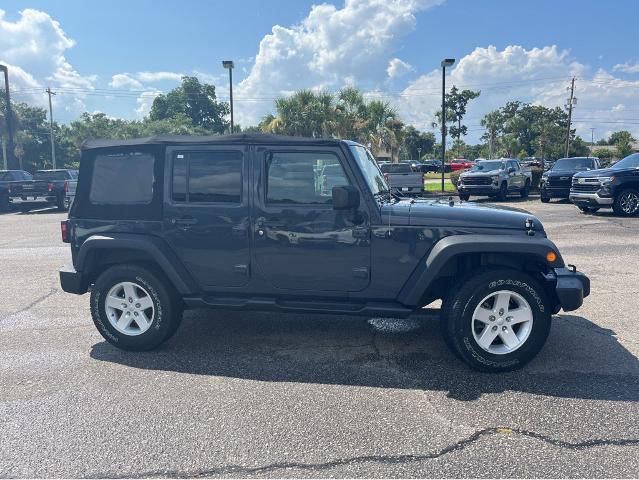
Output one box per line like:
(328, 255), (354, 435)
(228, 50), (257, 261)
(571, 178), (601, 193)
(462, 176), (493, 186)
(547, 176), (572, 188)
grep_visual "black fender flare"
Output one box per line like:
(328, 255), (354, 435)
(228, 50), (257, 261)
(397, 234), (564, 306)
(75, 233), (198, 294)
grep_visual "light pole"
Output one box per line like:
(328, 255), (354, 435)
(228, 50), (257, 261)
(440, 58), (455, 192)
(222, 60), (234, 133)
(0, 64), (16, 170)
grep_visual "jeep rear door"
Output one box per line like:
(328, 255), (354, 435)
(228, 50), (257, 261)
(163, 146), (250, 289)
(251, 145), (371, 292)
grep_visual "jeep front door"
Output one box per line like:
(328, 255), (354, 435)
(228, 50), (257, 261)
(164, 147), (250, 289)
(251, 146), (371, 292)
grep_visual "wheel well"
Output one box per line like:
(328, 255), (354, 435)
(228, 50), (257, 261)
(617, 182), (639, 193)
(419, 252), (552, 306)
(83, 248), (160, 284)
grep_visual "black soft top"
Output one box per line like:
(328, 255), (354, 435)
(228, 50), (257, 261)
(81, 133), (354, 150)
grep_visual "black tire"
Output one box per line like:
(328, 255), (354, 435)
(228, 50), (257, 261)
(520, 180), (530, 198)
(497, 182), (508, 201)
(0, 195), (8, 212)
(440, 268), (552, 372)
(459, 194), (470, 201)
(612, 189), (639, 217)
(540, 196), (550, 203)
(56, 194), (67, 211)
(90, 264), (183, 351)
(578, 206), (600, 214)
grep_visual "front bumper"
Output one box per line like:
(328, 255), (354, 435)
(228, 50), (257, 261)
(457, 184), (500, 195)
(59, 264), (89, 295)
(550, 266), (590, 312)
(569, 192), (614, 206)
(540, 186), (570, 198)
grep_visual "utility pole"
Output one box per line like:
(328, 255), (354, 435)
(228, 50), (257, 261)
(590, 128), (595, 146)
(46, 87), (56, 169)
(0, 64), (17, 169)
(565, 77), (576, 158)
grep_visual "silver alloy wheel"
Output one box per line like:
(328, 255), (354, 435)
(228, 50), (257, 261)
(619, 191), (639, 214)
(105, 281), (154, 336)
(471, 290), (534, 355)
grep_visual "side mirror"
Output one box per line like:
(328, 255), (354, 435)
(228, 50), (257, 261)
(332, 186), (360, 210)
(508, 167), (516, 173)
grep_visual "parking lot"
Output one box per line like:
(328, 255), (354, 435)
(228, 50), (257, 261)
(1, 197), (638, 478)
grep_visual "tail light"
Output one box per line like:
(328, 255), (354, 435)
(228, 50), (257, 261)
(64, 181), (69, 193)
(48, 183), (54, 192)
(60, 220), (70, 243)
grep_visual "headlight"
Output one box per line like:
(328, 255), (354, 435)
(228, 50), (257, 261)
(540, 176), (547, 184)
(598, 176), (615, 184)
(491, 175), (500, 182)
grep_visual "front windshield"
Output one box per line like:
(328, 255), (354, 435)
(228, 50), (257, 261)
(471, 160), (504, 172)
(349, 145), (389, 196)
(612, 153), (639, 169)
(552, 158), (596, 171)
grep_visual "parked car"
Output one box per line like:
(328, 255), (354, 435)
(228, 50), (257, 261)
(8, 169), (78, 212)
(540, 157), (600, 203)
(450, 159), (475, 171)
(59, 134), (589, 372)
(457, 159), (532, 201)
(521, 157), (545, 169)
(0, 170), (32, 211)
(379, 162), (424, 195)
(570, 152), (639, 215)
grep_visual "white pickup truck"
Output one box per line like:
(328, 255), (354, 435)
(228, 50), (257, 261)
(379, 162), (424, 196)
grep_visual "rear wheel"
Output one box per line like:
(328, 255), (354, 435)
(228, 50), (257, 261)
(440, 268), (551, 372)
(612, 189), (639, 216)
(540, 196), (550, 203)
(90, 264), (183, 351)
(56, 194), (68, 211)
(459, 194), (470, 201)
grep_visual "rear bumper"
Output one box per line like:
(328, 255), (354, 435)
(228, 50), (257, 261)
(569, 192), (614, 206)
(9, 196), (56, 204)
(391, 186), (423, 194)
(552, 267), (590, 312)
(59, 264), (89, 295)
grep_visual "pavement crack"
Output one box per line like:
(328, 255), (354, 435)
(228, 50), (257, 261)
(11, 287), (58, 315)
(87, 428), (639, 478)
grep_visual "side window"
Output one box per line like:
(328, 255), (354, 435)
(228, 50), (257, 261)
(90, 151), (155, 205)
(266, 152), (350, 205)
(172, 151), (242, 204)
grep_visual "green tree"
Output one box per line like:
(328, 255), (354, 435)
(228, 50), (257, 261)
(435, 86), (480, 157)
(150, 76), (229, 132)
(402, 126), (435, 159)
(611, 131), (635, 158)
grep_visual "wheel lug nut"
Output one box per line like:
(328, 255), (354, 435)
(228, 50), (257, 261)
(121, 303), (127, 308)
(492, 326), (498, 331)
(506, 317), (512, 322)
(502, 326), (507, 331)
(135, 303), (141, 308)
(498, 309), (504, 316)
(128, 297), (133, 303)
(134, 311), (139, 317)
(489, 315), (496, 321)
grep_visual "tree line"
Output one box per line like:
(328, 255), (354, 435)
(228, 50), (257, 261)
(0, 76), (633, 171)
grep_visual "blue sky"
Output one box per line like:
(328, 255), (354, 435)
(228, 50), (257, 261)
(2, 0), (639, 142)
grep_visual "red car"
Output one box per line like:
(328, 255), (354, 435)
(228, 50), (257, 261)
(450, 159), (476, 171)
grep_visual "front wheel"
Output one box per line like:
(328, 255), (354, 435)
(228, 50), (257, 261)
(497, 182), (508, 201)
(520, 181), (530, 198)
(440, 269), (552, 372)
(459, 194), (470, 201)
(612, 189), (639, 216)
(540, 196), (550, 203)
(90, 264), (183, 351)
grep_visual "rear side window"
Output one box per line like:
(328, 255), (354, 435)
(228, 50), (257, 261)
(172, 151), (242, 203)
(90, 152), (155, 205)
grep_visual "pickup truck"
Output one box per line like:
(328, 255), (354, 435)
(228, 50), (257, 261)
(450, 159), (475, 171)
(379, 162), (424, 196)
(59, 133), (589, 373)
(0, 170), (33, 211)
(8, 169), (78, 212)
(457, 158), (532, 201)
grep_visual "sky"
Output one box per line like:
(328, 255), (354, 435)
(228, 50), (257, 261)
(2, 0), (639, 143)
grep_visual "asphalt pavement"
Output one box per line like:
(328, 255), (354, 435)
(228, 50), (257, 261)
(1, 197), (638, 478)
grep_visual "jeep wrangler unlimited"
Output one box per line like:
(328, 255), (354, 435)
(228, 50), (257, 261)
(59, 134), (589, 372)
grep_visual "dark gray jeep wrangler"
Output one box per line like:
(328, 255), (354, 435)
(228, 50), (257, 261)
(59, 134), (589, 372)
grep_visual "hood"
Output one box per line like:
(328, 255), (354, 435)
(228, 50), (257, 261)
(382, 198), (543, 232)
(461, 169), (500, 176)
(573, 167), (620, 178)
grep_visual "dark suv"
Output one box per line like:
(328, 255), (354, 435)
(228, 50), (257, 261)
(570, 153), (639, 215)
(59, 134), (589, 372)
(540, 157), (600, 204)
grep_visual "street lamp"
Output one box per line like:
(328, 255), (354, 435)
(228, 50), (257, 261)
(440, 58), (455, 193)
(222, 60), (234, 133)
(0, 64), (16, 170)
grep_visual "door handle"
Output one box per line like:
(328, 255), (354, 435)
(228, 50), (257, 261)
(171, 217), (198, 226)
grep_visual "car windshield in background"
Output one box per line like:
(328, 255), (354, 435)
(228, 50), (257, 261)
(349, 145), (389, 195)
(552, 158), (596, 171)
(33, 171), (69, 181)
(612, 153), (639, 169)
(471, 161), (504, 171)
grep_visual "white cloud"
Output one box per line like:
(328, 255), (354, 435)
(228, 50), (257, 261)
(613, 61), (639, 74)
(387, 58), (413, 79)
(109, 73), (143, 90)
(0, 8), (95, 113)
(136, 71), (183, 83)
(235, 0), (444, 125)
(135, 90), (162, 118)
